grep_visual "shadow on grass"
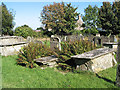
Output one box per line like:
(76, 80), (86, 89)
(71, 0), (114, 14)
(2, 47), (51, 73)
(96, 73), (116, 85)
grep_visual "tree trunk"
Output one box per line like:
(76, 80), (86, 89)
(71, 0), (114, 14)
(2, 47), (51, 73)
(116, 37), (120, 86)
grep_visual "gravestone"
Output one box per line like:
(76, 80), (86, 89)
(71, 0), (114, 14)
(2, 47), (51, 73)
(50, 36), (61, 51)
(101, 36), (110, 43)
(110, 35), (114, 42)
(93, 36), (102, 46)
(27, 36), (32, 42)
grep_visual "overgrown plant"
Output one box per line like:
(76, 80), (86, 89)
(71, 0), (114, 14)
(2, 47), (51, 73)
(55, 40), (96, 63)
(17, 42), (53, 68)
(54, 40), (98, 71)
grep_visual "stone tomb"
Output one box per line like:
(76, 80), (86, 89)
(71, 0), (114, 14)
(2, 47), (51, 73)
(71, 48), (117, 73)
(34, 55), (58, 68)
(103, 42), (118, 49)
(0, 36), (27, 56)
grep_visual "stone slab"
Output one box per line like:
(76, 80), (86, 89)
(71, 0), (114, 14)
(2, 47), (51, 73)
(71, 48), (115, 60)
(34, 55), (58, 63)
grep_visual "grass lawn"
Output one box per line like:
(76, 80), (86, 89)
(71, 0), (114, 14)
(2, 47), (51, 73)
(2, 55), (119, 88)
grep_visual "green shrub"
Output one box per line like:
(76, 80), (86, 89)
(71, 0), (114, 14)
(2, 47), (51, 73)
(17, 42), (53, 68)
(14, 25), (34, 38)
(54, 40), (96, 63)
(53, 40), (99, 71)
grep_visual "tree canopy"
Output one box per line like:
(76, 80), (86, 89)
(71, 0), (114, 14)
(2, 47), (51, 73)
(41, 2), (79, 35)
(112, 1), (120, 34)
(99, 1), (120, 35)
(82, 5), (99, 35)
(14, 25), (34, 38)
(1, 3), (15, 36)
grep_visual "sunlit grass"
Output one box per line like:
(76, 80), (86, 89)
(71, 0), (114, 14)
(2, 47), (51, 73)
(2, 55), (118, 88)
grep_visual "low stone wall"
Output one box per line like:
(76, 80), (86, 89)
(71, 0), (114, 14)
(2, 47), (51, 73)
(71, 48), (117, 73)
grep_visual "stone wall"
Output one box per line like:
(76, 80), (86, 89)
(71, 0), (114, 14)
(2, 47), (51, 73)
(91, 52), (113, 72)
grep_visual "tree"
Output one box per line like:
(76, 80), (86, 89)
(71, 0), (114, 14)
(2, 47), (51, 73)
(82, 5), (99, 35)
(41, 2), (79, 35)
(99, 2), (116, 35)
(63, 3), (79, 35)
(36, 27), (44, 30)
(1, 3), (15, 36)
(14, 25), (34, 38)
(112, 1), (120, 34)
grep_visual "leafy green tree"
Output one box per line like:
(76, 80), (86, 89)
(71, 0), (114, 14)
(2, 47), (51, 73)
(36, 27), (44, 30)
(112, 1), (120, 34)
(41, 2), (79, 35)
(1, 3), (15, 35)
(63, 3), (79, 35)
(82, 5), (99, 35)
(99, 2), (116, 35)
(14, 25), (34, 38)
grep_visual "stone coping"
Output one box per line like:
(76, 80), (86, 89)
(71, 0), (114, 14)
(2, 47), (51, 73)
(71, 48), (115, 60)
(0, 36), (19, 39)
(0, 42), (27, 47)
(103, 42), (118, 45)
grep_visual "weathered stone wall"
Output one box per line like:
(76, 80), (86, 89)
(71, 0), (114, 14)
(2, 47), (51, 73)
(91, 53), (113, 72)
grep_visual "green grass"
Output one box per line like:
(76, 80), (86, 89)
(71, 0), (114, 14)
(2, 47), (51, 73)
(2, 55), (118, 88)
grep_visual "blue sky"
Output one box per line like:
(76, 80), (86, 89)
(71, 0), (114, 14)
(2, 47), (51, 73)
(3, 2), (104, 30)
